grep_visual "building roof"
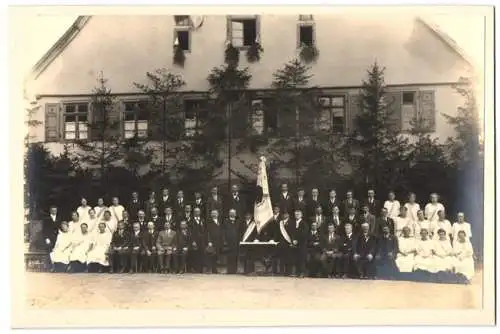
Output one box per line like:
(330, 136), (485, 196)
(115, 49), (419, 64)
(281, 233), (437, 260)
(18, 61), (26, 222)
(29, 15), (473, 82)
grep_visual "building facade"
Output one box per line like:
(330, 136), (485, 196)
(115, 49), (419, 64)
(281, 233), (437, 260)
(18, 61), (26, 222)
(25, 14), (473, 181)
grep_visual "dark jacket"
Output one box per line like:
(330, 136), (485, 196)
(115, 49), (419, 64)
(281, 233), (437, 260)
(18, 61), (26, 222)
(342, 199), (360, 216)
(128, 199), (143, 221)
(364, 198), (381, 216)
(144, 199), (158, 217)
(337, 233), (356, 255)
(129, 230), (142, 249)
(207, 196), (224, 219)
(158, 196), (174, 215)
(227, 194), (246, 218)
(321, 232), (339, 252)
(324, 198), (341, 217)
(360, 213), (377, 235)
(111, 229), (129, 248)
(189, 217), (205, 250)
(376, 234), (399, 259)
(291, 219), (309, 248)
(223, 218), (241, 249)
(173, 199), (187, 219)
(306, 230), (322, 254)
(375, 217), (395, 238)
(42, 214), (62, 250)
(205, 219), (223, 251)
(276, 193), (294, 216)
(353, 233), (377, 257)
(306, 198), (322, 218)
(293, 197), (307, 215)
(276, 218), (294, 246)
(343, 214), (362, 235)
(141, 230), (158, 252)
(175, 228), (192, 251)
(148, 215), (164, 232)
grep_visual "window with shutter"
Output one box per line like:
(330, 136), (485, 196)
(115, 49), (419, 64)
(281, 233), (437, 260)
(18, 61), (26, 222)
(45, 103), (61, 142)
(401, 91), (417, 132)
(348, 93), (362, 134)
(63, 103), (89, 141)
(250, 98), (277, 136)
(123, 101), (149, 139)
(385, 91), (402, 133)
(418, 90), (436, 132)
(228, 16), (259, 48)
(184, 99), (209, 137)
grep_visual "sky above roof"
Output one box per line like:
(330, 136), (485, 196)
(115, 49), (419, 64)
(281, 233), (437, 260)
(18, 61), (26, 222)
(19, 13), (485, 78)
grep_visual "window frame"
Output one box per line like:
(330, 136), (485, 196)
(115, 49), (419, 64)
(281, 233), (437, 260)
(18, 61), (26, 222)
(297, 18), (316, 48)
(402, 91), (416, 105)
(184, 98), (210, 138)
(316, 95), (347, 134)
(174, 27), (191, 52)
(62, 101), (90, 141)
(123, 100), (149, 139)
(250, 97), (278, 136)
(227, 15), (260, 49)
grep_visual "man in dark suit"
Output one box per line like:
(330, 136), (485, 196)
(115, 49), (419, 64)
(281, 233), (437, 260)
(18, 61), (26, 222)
(189, 207), (205, 273)
(307, 188), (321, 218)
(353, 222), (377, 279)
(227, 184), (246, 219)
(342, 191), (360, 217)
(128, 191), (142, 222)
(207, 187), (224, 220)
(375, 224), (399, 279)
(375, 207), (395, 238)
(110, 221), (130, 273)
(223, 209), (241, 274)
(336, 222), (356, 278)
(365, 189), (381, 216)
(148, 207), (164, 232)
(277, 211), (294, 276)
(292, 209), (309, 278)
(182, 204), (193, 225)
(174, 190), (186, 220)
(205, 209), (223, 274)
(42, 205), (62, 251)
(141, 221), (158, 273)
(328, 205), (342, 234)
(159, 188), (173, 216)
(128, 222), (142, 273)
(163, 207), (176, 230)
(360, 204), (377, 236)
(344, 207), (361, 236)
(293, 188), (307, 216)
(321, 223), (340, 277)
(277, 183), (294, 216)
(310, 206), (327, 236)
(156, 221), (177, 273)
(324, 189), (340, 217)
(136, 210), (148, 232)
(174, 220), (191, 273)
(192, 191), (206, 218)
(306, 221), (323, 277)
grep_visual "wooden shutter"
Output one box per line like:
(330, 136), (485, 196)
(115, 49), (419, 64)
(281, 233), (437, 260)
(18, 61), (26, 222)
(45, 103), (60, 142)
(385, 91), (402, 133)
(419, 90), (436, 132)
(348, 93), (362, 134)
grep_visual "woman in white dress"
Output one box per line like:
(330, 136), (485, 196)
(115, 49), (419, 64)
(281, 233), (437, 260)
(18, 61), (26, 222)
(101, 210), (118, 234)
(414, 210), (430, 238)
(76, 197), (91, 225)
(50, 221), (73, 272)
(395, 226), (416, 274)
(452, 230), (475, 281)
(87, 222), (113, 273)
(69, 223), (92, 273)
(383, 191), (401, 219)
(452, 212), (472, 241)
(414, 228), (435, 272)
(394, 206), (415, 238)
(432, 229), (455, 273)
(68, 211), (81, 234)
(430, 210), (452, 240)
(109, 197), (125, 225)
(424, 193), (445, 223)
(85, 208), (99, 233)
(404, 192), (420, 223)
(94, 197), (108, 221)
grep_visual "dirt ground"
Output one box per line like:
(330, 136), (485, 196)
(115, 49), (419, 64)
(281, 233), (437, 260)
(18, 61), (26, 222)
(24, 270), (482, 310)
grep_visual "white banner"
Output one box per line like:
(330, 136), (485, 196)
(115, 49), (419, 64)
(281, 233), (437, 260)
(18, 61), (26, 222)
(254, 156), (274, 233)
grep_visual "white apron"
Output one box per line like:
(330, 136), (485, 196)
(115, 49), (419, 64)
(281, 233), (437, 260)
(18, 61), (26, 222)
(433, 239), (455, 272)
(453, 240), (475, 279)
(414, 238), (435, 272)
(395, 237), (416, 272)
(87, 231), (112, 266)
(69, 232), (92, 263)
(50, 231), (73, 264)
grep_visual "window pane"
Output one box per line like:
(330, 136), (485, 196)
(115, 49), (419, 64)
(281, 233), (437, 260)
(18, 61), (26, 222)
(124, 112), (135, 121)
(242, 19), (257, 46)
(125, 121), (136, 131)
(79, 115), (88, 122)
(137, 121), (148, 130)
(78, 122), (88, 131)
(231, 21), (244, 47)
(185, 118), (196, 129)
(299, 15), (313, 21)
(299, 25), (314, 46)
(138, 130), (148, 138)
(65, 115), (76, 122)
(124, 102), (135, 112)
(65, 131), (76, 139)
(79, 131), (88, 140)
(77, 104), (88, 114)
(332, 107), (344, 117)
(319, 97), (331, 107)
(65, 105), (76, 113)
(403, 91), (415, 104)
(124, 130), (135, 139)
(65, 122), (76, 131)
(331, 97), (344, 107)
(177, 30), (190, 51)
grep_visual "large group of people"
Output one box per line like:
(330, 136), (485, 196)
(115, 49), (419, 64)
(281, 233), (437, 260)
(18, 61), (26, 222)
(41, 185), (475, 283)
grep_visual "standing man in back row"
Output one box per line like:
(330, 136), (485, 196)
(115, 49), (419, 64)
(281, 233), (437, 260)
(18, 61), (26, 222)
(228, 185), (246, 219)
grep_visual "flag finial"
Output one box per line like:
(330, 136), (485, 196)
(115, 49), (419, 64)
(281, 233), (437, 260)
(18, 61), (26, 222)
(259, 156), (267, 163)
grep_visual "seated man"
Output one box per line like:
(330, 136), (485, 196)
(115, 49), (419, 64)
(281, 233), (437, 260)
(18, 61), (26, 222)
(306, 221), (323, 277)
(174, 220), (191, 274)
(156, 221), (177, 274)
(375, 224), (399, 279)
(336, 222), (356, 278)
(110, 221), (130, 273)
(353, 222), (376, 279)
(320, 223), (339, 278)
(141, 221), (158, 273)
(128, 222), (142, 273)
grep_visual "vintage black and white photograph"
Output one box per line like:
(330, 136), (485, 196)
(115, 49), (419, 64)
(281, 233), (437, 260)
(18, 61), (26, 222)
(11, 4), (494, 328)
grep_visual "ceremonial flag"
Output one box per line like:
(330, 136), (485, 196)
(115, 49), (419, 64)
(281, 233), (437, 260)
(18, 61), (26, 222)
(254, 156), (273, 233)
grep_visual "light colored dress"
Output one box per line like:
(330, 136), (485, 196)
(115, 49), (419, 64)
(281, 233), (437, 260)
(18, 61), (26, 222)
(50, 231), (73, 264)
(85, 217), (99, 233)
(395, 237), (416, 272)
(86, 231), (112, 266)
(414, 220), (430, 238)
(433, 238), (455, 272)
(394, 216), (415, 238)
(94, 206), (108, 221)
(430, 219), (452, 240)
(404, 202), (420, 224)
(101, 218), (118, 234)
(76, 205), (91, 224)
(452, 222), (472, 241)
(414, 238), (435, 272)
(109, 205), (125, 222)
(69, 232), (92, 263)
(384, 200), (401, 219)
(424, 202), (445, 222)
(453, 240), (475, 280)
